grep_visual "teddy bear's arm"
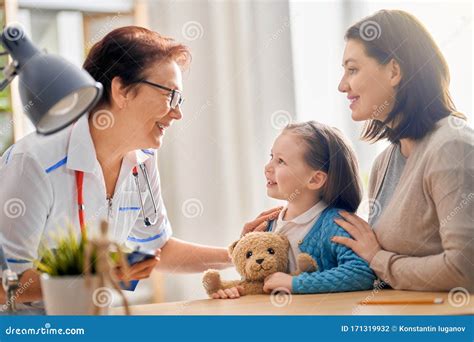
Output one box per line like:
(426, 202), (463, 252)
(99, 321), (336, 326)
(240, 281), (265, 295)
(202, 269), (244, 297)
(291, 253), (318, 276)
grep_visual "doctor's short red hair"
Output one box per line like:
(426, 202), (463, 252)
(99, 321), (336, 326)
(83, 26), (191, 107)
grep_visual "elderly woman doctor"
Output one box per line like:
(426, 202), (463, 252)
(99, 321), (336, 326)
(0, 26), (276, 303)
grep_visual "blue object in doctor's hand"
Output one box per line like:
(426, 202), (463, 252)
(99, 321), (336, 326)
(120, 249), (156, 291)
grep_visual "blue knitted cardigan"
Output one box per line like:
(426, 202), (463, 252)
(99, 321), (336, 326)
(268, 207), (376, 293)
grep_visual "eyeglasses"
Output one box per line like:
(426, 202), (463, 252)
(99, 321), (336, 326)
(138, 80), (184, 109)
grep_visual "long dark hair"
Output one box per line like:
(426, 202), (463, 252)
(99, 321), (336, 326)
(345, 10), (461, 143)
(284, 121), (362, 212)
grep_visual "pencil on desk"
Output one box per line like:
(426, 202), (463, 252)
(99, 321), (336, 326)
(358, 298), (444, 305)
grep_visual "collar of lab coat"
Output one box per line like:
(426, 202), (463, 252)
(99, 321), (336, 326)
(66, 113), (152, 174)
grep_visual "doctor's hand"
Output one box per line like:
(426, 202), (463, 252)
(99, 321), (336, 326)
(241, 207), (283, 236)
(115, 249), (161, 281)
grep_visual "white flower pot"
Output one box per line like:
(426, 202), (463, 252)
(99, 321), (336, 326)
(40, 274), (110, 315)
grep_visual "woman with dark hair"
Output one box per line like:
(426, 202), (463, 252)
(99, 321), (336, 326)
(0, 26), (257, 303)
(332, 10), (473, 292)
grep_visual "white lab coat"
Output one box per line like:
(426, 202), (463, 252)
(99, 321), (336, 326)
(0, 114), (172, 274)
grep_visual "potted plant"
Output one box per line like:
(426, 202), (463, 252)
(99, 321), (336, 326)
(35, 227), (104, 315)
(36, 222), (132, 315)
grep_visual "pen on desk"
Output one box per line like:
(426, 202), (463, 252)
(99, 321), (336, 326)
(358, 298), (444, 305)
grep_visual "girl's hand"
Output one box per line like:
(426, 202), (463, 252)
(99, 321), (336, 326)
(332, 211), (381, 263)
(115, 249), (161, 280)
(241, 207), (283, 236)
(211, 286), (245, 299)
(263, 272), (293, 293)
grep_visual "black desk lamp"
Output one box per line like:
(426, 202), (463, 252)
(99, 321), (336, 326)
(0, 24), (103, 135)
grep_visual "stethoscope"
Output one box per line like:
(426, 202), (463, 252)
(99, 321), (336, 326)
(132, 164), (158, 227)
(75, 163), (158, 234)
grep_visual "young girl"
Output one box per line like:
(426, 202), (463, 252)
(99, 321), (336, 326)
(212, 121), (376, 299)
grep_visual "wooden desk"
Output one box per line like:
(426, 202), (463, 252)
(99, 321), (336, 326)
(110, 290), (474, 315)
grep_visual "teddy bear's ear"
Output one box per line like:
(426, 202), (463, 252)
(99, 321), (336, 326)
(228, 239), (240, 255)
(275, 233), (290, 250)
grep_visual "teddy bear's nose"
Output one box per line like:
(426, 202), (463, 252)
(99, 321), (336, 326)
(256, 258), (264, 264)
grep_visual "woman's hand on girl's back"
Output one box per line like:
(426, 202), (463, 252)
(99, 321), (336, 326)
(332, 211), (382, 263)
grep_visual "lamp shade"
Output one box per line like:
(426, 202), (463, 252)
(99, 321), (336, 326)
(1, 25), (103, 135)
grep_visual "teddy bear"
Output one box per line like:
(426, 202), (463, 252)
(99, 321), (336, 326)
(202, 232), (317, 297)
